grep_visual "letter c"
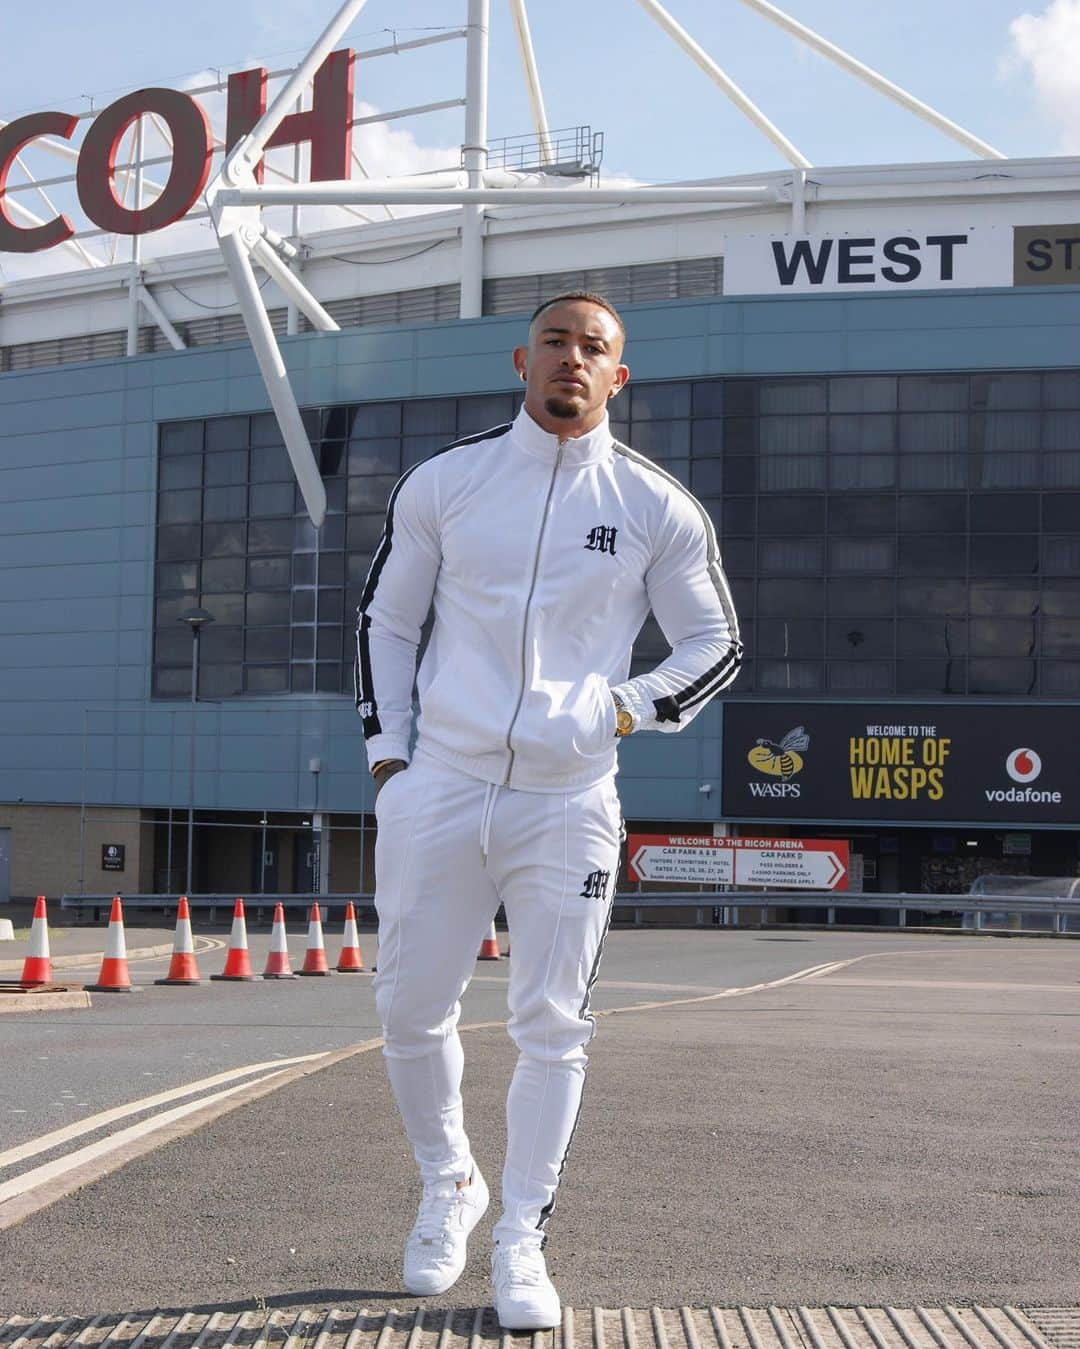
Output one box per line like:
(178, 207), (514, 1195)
(0, 112), (78, 253)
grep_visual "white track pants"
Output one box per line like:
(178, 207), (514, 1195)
(372, 748), (622, 1245)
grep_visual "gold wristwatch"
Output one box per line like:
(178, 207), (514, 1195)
(612, 691), (635, 738)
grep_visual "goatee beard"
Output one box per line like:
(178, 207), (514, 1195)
(544, 396), (581, 420)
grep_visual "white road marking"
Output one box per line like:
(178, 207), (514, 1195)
(0, 947), (950, 1225)
(587, 952), (893, 1020)
(0, 1051), (330, 1171)
(0, 1071), (293, 1207)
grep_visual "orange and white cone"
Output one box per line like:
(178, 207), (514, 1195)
(155, 897), (202, 985)
(210, 898), (255, 981)
(85, 897), (134, 992)
(20, 896), (52, 987)
(299, 903), (332, 976)
(263, 903), (298, 979)
(478, 921), (501, 961)
(336, 901), (365, 972)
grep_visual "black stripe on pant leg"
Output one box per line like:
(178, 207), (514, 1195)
(536, 881), (617, 1244)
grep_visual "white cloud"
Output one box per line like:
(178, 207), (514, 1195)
(1005, 0), (1080, 152)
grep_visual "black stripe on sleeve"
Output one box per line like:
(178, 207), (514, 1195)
(612, 440), (743, 722)
(353, 422), (511, 738)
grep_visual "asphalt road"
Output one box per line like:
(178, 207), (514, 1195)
(0, 928), (1077, 1313)
(1, 922), (894, 1153)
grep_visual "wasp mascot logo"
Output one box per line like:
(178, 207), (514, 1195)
(747, 726), (810, 798)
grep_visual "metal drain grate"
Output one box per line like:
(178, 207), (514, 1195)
(0, 1308), (1070, 1349)
(1025, 1312), (1080, 1349)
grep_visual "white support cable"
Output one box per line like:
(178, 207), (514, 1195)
(133, 115), (145, 265)
(734, 0), (1005, 160)
(0, 118), (79, 164)
(218, 181), (776, 206)
(251, 235), (339, 332)
(460, 0), (490, 319)
(288, 94), (304, 335)
(632, 0), (810, 169)
(11, 152), (100, 268)
(350, 151), (395, 220)
(111, 183), (134, 266)
(507, 0), (553, 165)
(2, 194), (101, 267)
(137, 284), (186, 350)
(219, 229), (327, 527)
(226, 0), (375, 178)
(352, 97), (465, 126)
(791, 166), (806, 233)
(126, 118), (146, 356)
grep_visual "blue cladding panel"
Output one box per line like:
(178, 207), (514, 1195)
(151, 380), (228, 420)
(1, 284), (1077, 818)
(0, 426), (125, 469)
(0, 393), (124, 435)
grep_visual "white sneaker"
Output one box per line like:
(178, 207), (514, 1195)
(491, 1239), (561, 1330)
(403, 1165), (490, 1295)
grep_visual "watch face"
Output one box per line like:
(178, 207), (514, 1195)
(616, 709), (634, 736)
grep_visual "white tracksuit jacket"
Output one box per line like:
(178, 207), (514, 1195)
(354, 407), (742, 791)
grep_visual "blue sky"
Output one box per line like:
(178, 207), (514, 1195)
(5, 0), (1077, 180)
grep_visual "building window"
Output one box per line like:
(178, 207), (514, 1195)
(154, 366), (1080, 701)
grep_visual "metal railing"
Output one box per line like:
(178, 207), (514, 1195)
(61, 889), (1080, 934)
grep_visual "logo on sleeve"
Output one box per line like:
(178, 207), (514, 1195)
(584, 525), (618, 556)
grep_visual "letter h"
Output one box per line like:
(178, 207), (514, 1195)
(226, 49), (355, 183)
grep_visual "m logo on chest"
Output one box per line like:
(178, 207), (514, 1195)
(584, 525), (618, 556)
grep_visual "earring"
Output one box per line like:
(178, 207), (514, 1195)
(520, 371), (527, 381)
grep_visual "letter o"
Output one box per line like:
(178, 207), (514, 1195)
(77, 88), (212, 235)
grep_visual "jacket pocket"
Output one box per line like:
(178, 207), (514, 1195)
(570, 673), (617, 759)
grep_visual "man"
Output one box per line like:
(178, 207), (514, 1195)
(355, 291), (741, 1328)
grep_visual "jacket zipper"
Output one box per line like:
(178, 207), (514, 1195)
(504, 444), (564, 786)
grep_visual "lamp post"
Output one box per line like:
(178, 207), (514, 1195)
(178, 606), (214, 895)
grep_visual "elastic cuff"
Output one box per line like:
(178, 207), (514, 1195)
(365, 735), (411, 773)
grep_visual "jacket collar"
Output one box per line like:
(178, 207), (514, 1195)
(511, 406), (614, 467)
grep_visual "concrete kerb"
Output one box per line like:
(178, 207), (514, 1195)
(0, 989), (93, 1013)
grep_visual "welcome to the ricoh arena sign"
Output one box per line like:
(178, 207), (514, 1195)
(0, 50), (355, 254)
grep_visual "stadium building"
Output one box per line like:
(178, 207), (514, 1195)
(1, 3), (1079, 919)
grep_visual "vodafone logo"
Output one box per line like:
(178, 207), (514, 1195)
(1006, 748), (1042, 783)
(986, 746), (1059, 806)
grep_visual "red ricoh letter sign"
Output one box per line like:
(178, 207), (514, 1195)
(0, 49), (355, 254)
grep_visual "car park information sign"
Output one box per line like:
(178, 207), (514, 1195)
(627, 834), (849, 890)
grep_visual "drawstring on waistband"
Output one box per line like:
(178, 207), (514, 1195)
(479, 781), (498, 859)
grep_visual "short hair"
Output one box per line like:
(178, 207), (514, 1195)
(529, 290), (625, 339)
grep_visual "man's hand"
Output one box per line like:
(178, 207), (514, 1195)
(373, 758), (408, 797)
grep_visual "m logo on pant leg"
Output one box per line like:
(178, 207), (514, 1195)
(584, 526), (618, 556)
(580, 869), (611, 900)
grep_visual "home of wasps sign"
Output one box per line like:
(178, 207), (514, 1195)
(722, 703), (1080, 826)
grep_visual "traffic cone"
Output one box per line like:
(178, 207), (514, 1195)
(210, 898), (255, 981)
(20, 896), (52, 987)
(85, 897), (134, 992)
(263, 903), (298, 979)
(155, 897), (202, 985)
(336, 901), (365, 972)
(299, 903), (332, 976)
(478, 921), (501, 960)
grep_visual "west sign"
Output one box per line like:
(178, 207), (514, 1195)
(724, 228), (1013, 294)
